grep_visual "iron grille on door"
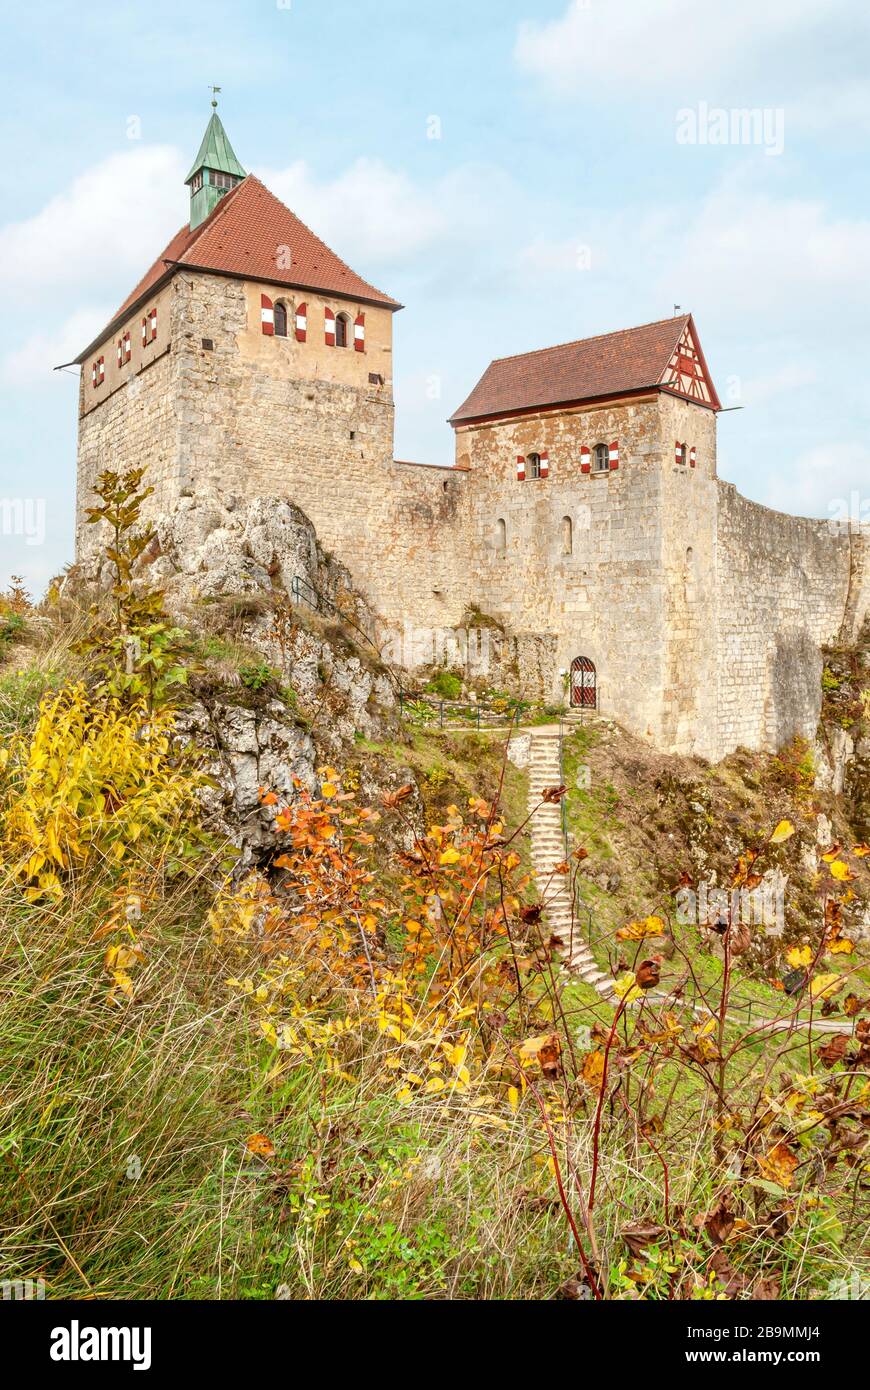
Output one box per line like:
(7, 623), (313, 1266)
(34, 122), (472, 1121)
(570, 656), (596, 708)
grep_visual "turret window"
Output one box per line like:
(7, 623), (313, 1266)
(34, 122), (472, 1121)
(210, 170), (237, 191)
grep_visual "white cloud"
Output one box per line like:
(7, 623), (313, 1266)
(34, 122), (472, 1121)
(762, 443), (870, 520)
(0, 308), (113, 384)
(258, 157), (517, 268)
(657, 173), (870, 326)
(0, 145), (186, 303)
(514, 166), (870, 336)
(259, 157), (445, 264)
(735, 364), (818, 408)
(515, 0), (863, 97)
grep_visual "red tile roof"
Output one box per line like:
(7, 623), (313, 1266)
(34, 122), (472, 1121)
(449, 315), (712, 424)
(77, 175), (400, 361)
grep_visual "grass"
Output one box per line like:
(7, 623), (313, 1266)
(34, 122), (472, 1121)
(0, 586), (867, 1303)
(0, 866), (251, 1298)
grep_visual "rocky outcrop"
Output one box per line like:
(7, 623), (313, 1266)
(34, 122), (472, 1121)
(176, 697), (318, 859)
(104, 493), (419, 865)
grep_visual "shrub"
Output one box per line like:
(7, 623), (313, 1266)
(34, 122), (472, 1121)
(425, 670), (462, 700)
(1, 683), (203, 901)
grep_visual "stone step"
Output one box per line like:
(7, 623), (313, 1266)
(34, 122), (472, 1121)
(526, 730), (615, 1000)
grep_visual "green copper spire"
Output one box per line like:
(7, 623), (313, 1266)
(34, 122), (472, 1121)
(185, 91), (246, 230)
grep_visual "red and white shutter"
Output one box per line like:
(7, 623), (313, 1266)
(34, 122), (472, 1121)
(609, 439), (619, 470)
(675, 440), (682, 466)
(117, 340), (123, 368)
(690, 445), (696, 468)
(539, 450), (549, 478)
(124, 332), (132, 363)
(260, 294), (275, 335)
(516, 454), (526, 481)
(97, 356), (105, 385)
(295, 302), (308, 343)
(92, 361), (98, 389)
(324, 306), (336, 347)
(149, 308), (157, 341)
(141, 316), (148, 346)
(354, 312), (366, 352)
(580, 445), (591, 474)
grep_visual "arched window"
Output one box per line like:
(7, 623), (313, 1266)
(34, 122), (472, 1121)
(335, 313), (350, 348)
(495, 518), (506, 553)
(593, 442), (609, 472)
(274, 302), (288, 337)
(678, 443), (687, 466)
(561, 515), (573, 556)
(527, 452), (542, 479)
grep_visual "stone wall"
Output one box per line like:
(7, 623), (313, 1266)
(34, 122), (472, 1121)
(657, 392), (720, 757)
(713, 486), (868, 758)
(455, 394), (695, 743)
(173, 272), (471, 636)
(76, 278), (180, 552)
(74, 265), (870, 763)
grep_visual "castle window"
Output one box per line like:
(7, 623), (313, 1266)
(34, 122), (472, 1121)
(335, 313), (350, 348)
(561, 516), (573, 556)
(527, 452), (542, 479)
(593, 442), (609, 472)
(495, 518), (506, 553)
(273, 302), (288, 338)
(677, 442), (688, 466)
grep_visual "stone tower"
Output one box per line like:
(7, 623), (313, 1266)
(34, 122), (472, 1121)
(447, 316), (722, 754)
(73, 103), (403, 581)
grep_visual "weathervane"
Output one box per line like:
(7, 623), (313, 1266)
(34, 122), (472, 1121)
(210, 85), (222, 109)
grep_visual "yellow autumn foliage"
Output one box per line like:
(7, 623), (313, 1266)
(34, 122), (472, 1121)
(1, 683), (201, 900)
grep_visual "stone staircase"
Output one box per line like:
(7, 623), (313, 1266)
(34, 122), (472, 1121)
(525, 727), (614, 997)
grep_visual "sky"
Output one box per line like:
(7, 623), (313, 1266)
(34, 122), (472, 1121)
(1, 0), (868, 594)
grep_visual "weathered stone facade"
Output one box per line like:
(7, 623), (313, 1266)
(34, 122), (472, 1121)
(76, 254), (870, 765)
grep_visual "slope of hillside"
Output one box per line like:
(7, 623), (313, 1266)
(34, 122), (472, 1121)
(0, 478), (867, 1303)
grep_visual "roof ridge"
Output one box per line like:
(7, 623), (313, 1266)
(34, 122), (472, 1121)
(488, 314), (690, 366)
(236, 175), (397, 307)
(110, 177), (248, 323)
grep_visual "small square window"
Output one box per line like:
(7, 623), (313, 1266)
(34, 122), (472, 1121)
(201, 338), (214, 351)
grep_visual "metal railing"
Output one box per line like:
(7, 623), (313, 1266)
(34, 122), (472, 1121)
(290, 572), (399, 687)
(558, 711), (569, 860)
(398, 690), (528, 730)
(290, 574), (319, 611)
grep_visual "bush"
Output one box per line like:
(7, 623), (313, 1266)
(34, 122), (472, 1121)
(424, 669), (462, 700)
(1, 683), (203, 902)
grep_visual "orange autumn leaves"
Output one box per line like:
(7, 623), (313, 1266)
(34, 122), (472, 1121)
(226, 770), (541, 1122)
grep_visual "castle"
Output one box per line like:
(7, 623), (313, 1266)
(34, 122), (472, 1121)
(73, 107), (870, 762)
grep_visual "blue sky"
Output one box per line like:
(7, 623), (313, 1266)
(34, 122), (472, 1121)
(1, 0), (869, 593)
